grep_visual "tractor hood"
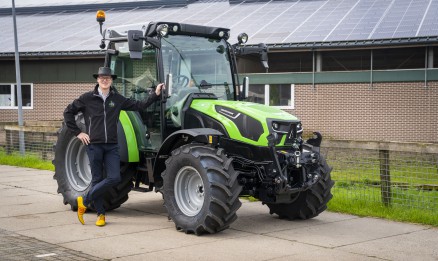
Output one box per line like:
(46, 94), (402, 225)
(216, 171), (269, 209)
(190, 99), (299, 146)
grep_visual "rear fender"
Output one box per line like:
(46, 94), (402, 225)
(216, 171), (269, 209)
(118, 111), (147, 162)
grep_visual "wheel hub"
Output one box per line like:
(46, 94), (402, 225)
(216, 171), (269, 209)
(174, 166), (204, 216)
(65, 137), (91, 191)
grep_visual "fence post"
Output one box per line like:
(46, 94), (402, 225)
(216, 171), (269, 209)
(379, 149), (391, 206)
(42, 132), (47, 160)
(6, 130), (12, 154)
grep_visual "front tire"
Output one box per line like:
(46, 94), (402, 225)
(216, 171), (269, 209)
(53, 121), (135, 211)
(162, 144), (242, 235)
(266, 156), (334, 219)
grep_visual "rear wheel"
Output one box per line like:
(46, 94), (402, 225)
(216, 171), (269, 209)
(53, 118), (135, 211)
(266, 156), (334, 219)
(162, 144), (242, 235)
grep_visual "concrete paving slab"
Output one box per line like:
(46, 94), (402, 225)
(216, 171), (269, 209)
(0, 186), (48, 197)
(0, 200), (67, 218)
(1, 165), (437, 261)
(0, 192), (59, 207)
(0, 169), (45, 177)
(0, 211), (74, 232)
(0, 182), (58, 196)
(60, 227), (251, 260)
(0, 174), (53, 183)
(23, 184), (59, 194)
(113, 234), (323, 261)
(270, 248), (382, 261)
(338, 228), (438, 261)
(18, 211), (175, 245)
(0, 165), (41, 173)
(231, 211), (359, 234)
(266, 216), (428, 248)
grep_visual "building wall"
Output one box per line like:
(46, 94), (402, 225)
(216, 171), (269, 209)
(1, 81), (437, 143)
(0, 83), (93, 122)
(287, 81), (438, 143)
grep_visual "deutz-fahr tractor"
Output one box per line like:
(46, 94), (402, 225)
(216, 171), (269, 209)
(53, 11), (333, 235)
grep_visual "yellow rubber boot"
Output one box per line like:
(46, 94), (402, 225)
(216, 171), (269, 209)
(77, 196), (87, 225)
(96, 214), (106, 227)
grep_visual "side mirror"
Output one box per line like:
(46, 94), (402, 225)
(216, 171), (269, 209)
(128, 30), (143, 59)
(240, 77), (249, 100)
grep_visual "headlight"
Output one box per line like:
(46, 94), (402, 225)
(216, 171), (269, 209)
(297, 123), (303, 133)
(156, 24), (169, 37)
(237, 33), (248, 44)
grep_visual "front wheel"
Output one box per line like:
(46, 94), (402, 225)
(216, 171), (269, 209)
(266, 156), (334, 219)
(162, 144), (242, 235)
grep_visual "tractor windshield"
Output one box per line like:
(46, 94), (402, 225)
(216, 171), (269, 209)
(161, 35), (235, 105)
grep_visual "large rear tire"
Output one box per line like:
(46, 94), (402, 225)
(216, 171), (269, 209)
(266, 156), (334, 219)
(162, 144), (242, 235)
(53, 119), (135, 211)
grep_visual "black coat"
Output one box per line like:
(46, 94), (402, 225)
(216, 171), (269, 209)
(64, 84), (159, 144)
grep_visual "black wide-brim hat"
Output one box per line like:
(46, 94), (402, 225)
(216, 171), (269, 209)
(93, 67), (117, 80)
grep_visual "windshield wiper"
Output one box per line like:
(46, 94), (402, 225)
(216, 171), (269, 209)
(199, 80), (229, 88)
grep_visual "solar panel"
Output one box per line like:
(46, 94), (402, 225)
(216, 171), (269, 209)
(1, 0), (437, 54)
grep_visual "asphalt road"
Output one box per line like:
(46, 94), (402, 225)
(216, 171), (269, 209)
(0, 165), (437, 260)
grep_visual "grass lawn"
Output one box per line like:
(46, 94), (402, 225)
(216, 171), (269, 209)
(328, 185), (438, 226)
(0, 149), (54, 171)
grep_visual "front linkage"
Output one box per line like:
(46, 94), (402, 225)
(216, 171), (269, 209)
(268, 132), (324, 203)
(230, 132), (326, 204)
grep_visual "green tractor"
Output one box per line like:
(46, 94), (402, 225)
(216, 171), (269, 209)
(53, 14), (333, 235)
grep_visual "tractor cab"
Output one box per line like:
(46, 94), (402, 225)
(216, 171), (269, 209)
(105, 21), (241, 151)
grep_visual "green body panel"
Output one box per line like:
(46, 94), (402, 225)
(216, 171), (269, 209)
(119, 111), (140, 162)
(125, 111), (149, 150)
(190, 99), (298, 146)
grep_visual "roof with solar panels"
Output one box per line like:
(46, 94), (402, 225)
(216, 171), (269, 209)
(1, 0), (437, 56)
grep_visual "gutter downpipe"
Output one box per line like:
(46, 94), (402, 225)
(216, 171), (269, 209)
(312, 50), (315, 90)
(370, 49), (373, 90)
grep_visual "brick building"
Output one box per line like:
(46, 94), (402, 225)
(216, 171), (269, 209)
(0, 0), (437, 143)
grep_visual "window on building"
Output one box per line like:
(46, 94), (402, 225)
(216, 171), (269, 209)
(322, 50), (371, 71)
(247, 84), (294, 109)
(247, 84), (265, 104)
(373, 47), (425, 70)
(269, 52), (313, 72)
(0, 84), (33, 109)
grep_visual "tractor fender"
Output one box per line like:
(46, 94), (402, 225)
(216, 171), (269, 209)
(153, 128), (223, 184)
(117, 111), (145, 163)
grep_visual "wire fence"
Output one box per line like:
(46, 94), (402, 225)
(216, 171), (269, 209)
(1, 128), (437, 212)
(1, 126), (58, 161)
(321, 141), (438, 212)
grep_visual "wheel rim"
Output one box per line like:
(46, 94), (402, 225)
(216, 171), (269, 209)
(65, 137), (91, 191)
(174, 166), (204, 216)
